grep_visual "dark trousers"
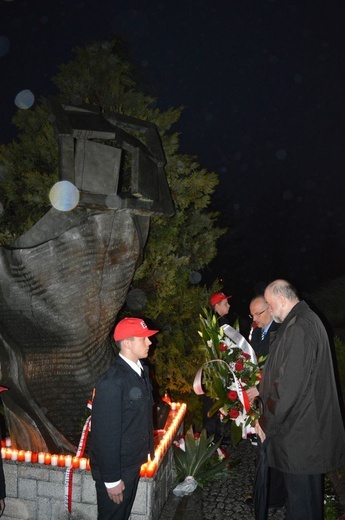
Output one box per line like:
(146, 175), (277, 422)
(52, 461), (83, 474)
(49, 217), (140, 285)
(283, 472), (323, 520)
(268, 467), (286, 506)
(253, 450), (286, 507)
(95, 474), (140, 520)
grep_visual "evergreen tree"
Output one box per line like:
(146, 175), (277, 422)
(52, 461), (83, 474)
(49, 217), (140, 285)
(0, 39), (225, 427)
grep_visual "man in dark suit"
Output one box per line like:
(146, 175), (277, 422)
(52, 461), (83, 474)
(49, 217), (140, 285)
(247, 295), (280, 406)
(90, 317), (158, 520)
(249, 295), (280, 364)
(247, 295), (286, 510)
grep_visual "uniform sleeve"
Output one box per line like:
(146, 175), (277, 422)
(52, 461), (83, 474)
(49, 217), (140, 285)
(91, 373), (123, 482)
(0, 455), (5, 499)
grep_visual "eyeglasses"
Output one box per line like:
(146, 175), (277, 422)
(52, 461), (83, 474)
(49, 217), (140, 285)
(248, 307), (269, 320)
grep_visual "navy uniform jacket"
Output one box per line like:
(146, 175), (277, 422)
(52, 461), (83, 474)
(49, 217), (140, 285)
(259, 301), (345, 474)
(90, 355), (154, 483)
(0, 455), (5, 499)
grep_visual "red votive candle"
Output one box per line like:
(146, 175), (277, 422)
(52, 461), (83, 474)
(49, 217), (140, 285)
(17, 450), (25, 462)
(146, 461), (157, 478)
(140, 463), (147, 477)
(58, 455), (65, 467)
(31, 452), (38, 463)
(44, 453), (51, 465)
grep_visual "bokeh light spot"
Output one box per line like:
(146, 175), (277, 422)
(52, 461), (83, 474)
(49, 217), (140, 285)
(49, 181), (80, 211)
(283, 190), (293, 200)
(70, 94), (83, 106)
(14, 89), (35, 109)
(126, 289), (147, 310)
(276, 148), (287, 160)
(0, 36), (10, 57)
(189, 271), (202, 284)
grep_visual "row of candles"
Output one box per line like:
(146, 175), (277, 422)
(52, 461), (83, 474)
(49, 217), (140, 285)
(1, 447), (90, 470)
(0, 400), (187, 477)
(139, 402), (186, 478)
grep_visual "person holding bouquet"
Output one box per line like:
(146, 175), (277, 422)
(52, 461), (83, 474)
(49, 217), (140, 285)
(246, 295), (286, 510)
(256, 279), (345, 520)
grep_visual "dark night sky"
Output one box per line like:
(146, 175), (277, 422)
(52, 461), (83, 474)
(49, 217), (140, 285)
(1, 0), (345, 309)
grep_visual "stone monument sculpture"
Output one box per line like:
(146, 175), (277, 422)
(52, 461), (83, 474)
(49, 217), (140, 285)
(0, 101), (174, 453)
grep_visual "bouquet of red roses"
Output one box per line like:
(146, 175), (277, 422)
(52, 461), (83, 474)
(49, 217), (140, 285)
(193, 309), (262, 439)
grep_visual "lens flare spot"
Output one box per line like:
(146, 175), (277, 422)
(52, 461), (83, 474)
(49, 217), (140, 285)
(276, 148), (287, 160)
(49, 181), (80, 211)
(189, 271), (202, 284)
(0, 36), (10, 58)
(14, 89), (35, 109)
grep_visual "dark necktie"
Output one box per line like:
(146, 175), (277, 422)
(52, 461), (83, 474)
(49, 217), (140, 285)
(140, 367), (148, 391)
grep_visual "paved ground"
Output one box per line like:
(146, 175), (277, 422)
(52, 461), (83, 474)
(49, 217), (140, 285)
(159, 438), (287, 520)
(158, 437), (345, 520)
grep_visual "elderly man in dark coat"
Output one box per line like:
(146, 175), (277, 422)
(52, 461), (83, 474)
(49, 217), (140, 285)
(256, 279), (345, 520)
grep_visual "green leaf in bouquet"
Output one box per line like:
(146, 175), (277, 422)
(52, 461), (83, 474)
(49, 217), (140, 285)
(207, 398), (225, 418)
(172, 444), (188, 479)
(184, 425), (202, 473)
(173, 426), (233, 487)
(188, 430), (220, 476)
(231, 420), (243, 446)
(195, 458), (229, 487)
(211, 369), (229, 400)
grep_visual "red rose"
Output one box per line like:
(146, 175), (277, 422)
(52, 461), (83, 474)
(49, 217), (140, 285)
(194, 432), (200, 439)
(242, 352), (251, 360)
(227, 390), (238, 401)
(235, 360), (244, 371)
(219, 343), (227, 351)
(229, 409), (239, 419)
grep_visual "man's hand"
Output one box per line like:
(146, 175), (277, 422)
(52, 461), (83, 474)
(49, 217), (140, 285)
(255, 421), (266, 443)
(0, 498), (5, 517)
(107, 481), (125, 504)
(246, 386), (259, 404)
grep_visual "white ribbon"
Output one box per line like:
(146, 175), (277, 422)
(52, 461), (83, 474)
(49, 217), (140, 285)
(222, 324), (257, 364)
